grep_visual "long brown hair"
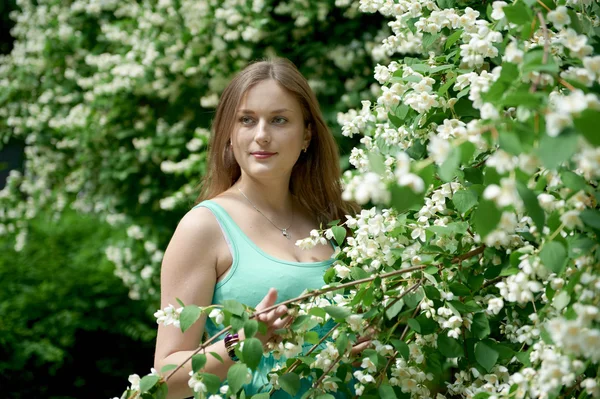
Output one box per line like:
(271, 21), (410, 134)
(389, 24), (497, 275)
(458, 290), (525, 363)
(195, 58), (359, 225)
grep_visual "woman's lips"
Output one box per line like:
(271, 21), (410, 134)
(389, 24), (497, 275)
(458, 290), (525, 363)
(251, 151), (276, 159)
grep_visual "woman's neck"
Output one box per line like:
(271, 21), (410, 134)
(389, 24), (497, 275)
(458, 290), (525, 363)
(234, 176), (294, 215)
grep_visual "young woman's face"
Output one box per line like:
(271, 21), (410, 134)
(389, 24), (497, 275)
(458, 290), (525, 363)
(231, 79), (311, 182)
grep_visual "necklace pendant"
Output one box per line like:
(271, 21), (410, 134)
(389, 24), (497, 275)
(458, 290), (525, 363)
(282, 229), (290, 239)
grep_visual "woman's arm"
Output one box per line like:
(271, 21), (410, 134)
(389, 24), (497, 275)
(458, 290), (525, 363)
(154, 207), (223, 398)
(153, 207), (289, 399)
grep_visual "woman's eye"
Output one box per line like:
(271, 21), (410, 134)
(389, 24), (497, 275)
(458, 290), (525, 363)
(273, 117), (287, 124)
(240, 116), (254, 125)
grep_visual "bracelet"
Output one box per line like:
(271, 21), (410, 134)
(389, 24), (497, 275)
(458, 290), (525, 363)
(224, 333), (239, 362)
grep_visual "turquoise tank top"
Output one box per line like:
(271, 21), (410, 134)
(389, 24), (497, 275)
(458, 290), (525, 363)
(193, 200), (335, 397)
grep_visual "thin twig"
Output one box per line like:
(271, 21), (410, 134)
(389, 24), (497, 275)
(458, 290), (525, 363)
(536, 0), (551, 12)
(530, 12), (549, 93)
(558, 78), (576, 91)
(452, 245), (486, 264)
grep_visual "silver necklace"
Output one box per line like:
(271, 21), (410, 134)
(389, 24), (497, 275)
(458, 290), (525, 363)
(237, 187), (293, 239)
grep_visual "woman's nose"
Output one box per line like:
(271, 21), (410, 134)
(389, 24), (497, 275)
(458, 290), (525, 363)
(254, 119), (271, 143)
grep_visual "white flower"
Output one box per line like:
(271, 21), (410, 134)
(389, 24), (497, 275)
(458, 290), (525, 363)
(428, 134), (452, 165)
(361, 357), (377, 373)
(487, 297), (504, 315)
(490, 1), (507, 20)
(547, 6), (571, 29)
(334, 263), (352, 279)
(346, 314), (364, 332)
(209, 308), (225, 325)
(545, 112), (572, 137)
(188, 371), (207, 393)
(560, 210), (583, 229)
(154, 304), (183, 328)
(128, 374), (141, 391)
(480, 103), (499, 120)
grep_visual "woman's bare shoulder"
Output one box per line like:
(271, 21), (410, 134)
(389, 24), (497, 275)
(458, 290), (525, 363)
(176, 205), (222, 238)
(160, 206), (222, 274)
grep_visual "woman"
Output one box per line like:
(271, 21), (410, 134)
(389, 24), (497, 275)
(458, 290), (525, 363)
(154, 58), (360, 399)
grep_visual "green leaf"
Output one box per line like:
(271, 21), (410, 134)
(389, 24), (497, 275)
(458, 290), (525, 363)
(160, 364), (177, 373)
(445, 29), (463, 50)
(388, 111), (402, 129)
(552, 291), (570, 311)
(396, 104), (410, 120)
(316, 395), (336, 399)
(515, 350), (531, 367)
(561, 170), (587, 192)
(209, 352), (224, 363)
(503, 2), (533, 25)
(438, 76), (457, 95)
(279, 373), (301, 397)
(497, 131), (522, 156)
(391, 339), (410, 361)
(474, 199), (501, 238)
(449, 282), (471, 297)
(385, 299), (404, 319)
(336, 333), (348, 355)
(475, 341), (499, 372)
(516, 182), (545, 234)
(522, 48), (558, 74)
(498, 62), (519, 83)
(251, 394), (271, 399)
(581, 209), (600, 229)
(155, 382), (168, 399)
(423, 32), (441, 51)
(501, 91), (544, 108)
(437, 334), (464, 358)
(453, 189), (478, 214)
(324, 306), (351, 320)
(199, 372), (221, 393)
(244, 319), (258, 338)
(390, 184), (424, 213)
(472, 313), (491, 339)
(227, 363), (249, 393)
(423, 285), (441, 301)
(414, 314), (438, 335)
(192, 354), (207, 373)
(223, 300), (245, 316)
(407, 318), (421, 333)
(368, 152), (386, 175)
(378, 384), (397, 399)
(180, 305), (202, 332)
(139, 375), (160, 393)
(573, 109), (600, 146)
(540, 241), (567, 274)
(242, 337), (263, 371)
(331, 225), (346, 246)
(537, 130), (578, 170)
(473, 393), (491, 399)
(439, 146), (461, 182)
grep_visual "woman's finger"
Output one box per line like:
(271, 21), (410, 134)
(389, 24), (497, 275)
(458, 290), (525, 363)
(255, 288), (278, 312)
(350, 340), (372, 356)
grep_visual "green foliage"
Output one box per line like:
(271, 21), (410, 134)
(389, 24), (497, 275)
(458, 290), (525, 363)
(0, 209), (156, 398)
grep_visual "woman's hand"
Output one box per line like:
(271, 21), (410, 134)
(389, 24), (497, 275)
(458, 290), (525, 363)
(350, 328), (376, 366)
(251, 288), (291, 347)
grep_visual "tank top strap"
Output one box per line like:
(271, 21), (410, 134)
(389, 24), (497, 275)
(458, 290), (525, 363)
(192, 200), (246, 258)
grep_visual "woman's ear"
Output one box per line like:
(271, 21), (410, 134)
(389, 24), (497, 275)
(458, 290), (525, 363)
(304, 123), (312, 147)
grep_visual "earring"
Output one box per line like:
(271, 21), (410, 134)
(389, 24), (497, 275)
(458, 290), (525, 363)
(303, 147), (308, 153)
